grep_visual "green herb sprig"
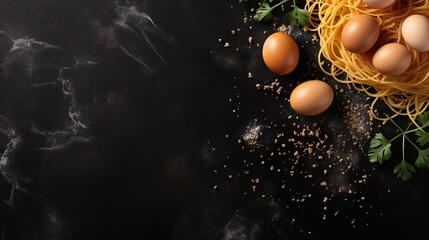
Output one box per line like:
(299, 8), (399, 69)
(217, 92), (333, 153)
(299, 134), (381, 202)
(368, 112), (429, 181)
(240, 0), (309, 27)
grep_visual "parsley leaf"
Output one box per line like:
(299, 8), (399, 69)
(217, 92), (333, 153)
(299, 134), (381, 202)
(285, 4), (309, 27)
(417, 111), (429, 127)
(368, 133), (392, 163)
(416, 131), (429, 146)
(394, 160), (416, 181)
(253, 2), (276, 22)
(415, 148), (429, 169)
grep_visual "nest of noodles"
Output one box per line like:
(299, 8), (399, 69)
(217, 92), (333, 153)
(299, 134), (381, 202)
(305, 0), (429, 126)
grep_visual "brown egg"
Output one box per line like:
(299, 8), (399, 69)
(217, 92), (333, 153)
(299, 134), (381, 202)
(341, 15), (379, 54)
(372, 43), (411, 75)
(402, 14), (429, 52)
(363, 0), (396, 8)
(290, 80), (334, 116)
(262, 32), (299, 75)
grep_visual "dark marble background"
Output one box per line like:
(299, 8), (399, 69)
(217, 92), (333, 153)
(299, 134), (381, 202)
(0, 0), (428, 239)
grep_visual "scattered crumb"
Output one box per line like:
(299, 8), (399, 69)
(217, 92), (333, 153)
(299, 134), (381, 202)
(211, 5), (377, 229)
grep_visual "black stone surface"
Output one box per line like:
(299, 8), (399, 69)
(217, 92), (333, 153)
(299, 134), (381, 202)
(0, 0), (428, 239)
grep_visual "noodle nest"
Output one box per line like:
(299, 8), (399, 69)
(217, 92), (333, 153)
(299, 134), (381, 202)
(305, 0), (429, 125)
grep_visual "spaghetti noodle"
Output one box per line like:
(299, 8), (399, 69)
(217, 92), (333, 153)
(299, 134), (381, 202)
(305, 0), (429, 126)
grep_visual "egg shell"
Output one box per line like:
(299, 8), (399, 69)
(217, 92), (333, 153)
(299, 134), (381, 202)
(341, 15), (379, 54)
(363, 0), (396, 8)
(372, 43), (411, 75)
(402, 14), (429, 52)
(290, 80), (334, 116)
(262, 32), (299, 75)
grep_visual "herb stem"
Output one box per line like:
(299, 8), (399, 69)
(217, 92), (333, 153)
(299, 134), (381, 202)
(402, 128), (406, 163)
(273, 0), (288, 9)
(383, 119), (421, 158)
(389, 134), (401, 142)
(405, 135), (421, 150)
(387, 114), (427, 135)
(404, 128), (422, 135)
(387, 117), (414, 143)
(387, 115), (404, 132)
